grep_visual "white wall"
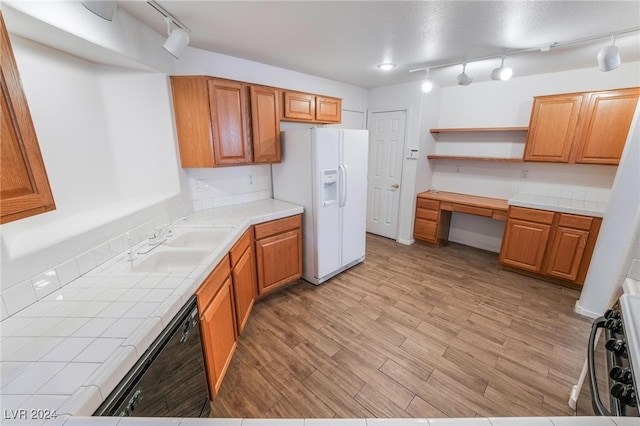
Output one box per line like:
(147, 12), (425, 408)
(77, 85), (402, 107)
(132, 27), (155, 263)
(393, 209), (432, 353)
(0, 1), (368, 314)
(367, 80), (436, 244)
(174, 46), (369, 210)
(577, 107), (640, 317)
(430, 62), (640, 251)
(0, 34), (184, 291)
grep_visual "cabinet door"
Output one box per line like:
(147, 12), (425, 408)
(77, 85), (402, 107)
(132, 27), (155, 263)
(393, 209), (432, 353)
(250, 85), (280, 163)
(255, 228), (302, 295)
(231, 247), (256, 335)
(1, 13), (55, 224)
(414, 217), (438, 243)
(316, 96), (341, 123)
(543, 226), (589, 282)
(282, 91), (315, 121)
(208, 79), (251, 165)
(170, 77), (215, 168)
(499, 218), (551, 272)
(524, 94), (583, 163)
(200, 277), (237, 399)
(573, 88), (640, 165)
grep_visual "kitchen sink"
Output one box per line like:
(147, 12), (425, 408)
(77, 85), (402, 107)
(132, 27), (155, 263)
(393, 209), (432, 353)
(130, 248), (208, 273)
(165, 228), (232, 249)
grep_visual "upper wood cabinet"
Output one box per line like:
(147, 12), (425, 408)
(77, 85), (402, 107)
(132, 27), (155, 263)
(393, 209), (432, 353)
(282, 91), (342, 124)
(573, 88), (640, 164)
(170, 76), (281, 168)
(1, 12), (56, 224)
(524, 87), (639, 165)
(524, 93), (583, 163)
(208, 78), (252, 166)
(250, 85), (281, 163)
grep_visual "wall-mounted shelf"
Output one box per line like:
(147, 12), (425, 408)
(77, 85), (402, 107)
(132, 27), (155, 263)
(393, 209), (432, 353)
(430, 127), (528, 134)
(427, 155), (523, 162)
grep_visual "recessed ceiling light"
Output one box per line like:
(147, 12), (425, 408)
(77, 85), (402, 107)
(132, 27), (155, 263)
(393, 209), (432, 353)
(377, 63), (397, 71)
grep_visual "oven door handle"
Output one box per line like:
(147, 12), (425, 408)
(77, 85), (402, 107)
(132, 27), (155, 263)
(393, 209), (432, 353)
(588, 316), (611, 416)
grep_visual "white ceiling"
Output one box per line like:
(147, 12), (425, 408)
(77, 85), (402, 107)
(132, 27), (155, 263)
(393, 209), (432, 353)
(119, 1), (640, 88)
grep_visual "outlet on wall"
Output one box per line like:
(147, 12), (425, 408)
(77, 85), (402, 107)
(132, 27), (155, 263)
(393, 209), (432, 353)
(194, 179), (210, 192)
(521, 170), (528, 179)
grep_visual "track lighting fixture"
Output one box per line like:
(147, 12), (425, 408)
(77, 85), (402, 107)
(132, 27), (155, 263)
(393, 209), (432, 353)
(597, 35), (621, 72)
(82, 1), (117, 21)
(148, 1), (191, 59)
(163, 17), (190, 58)
(490, 57), (513, 81)
(421, 69), (434, 93)
(409, 26), (639, 90)
(457, 64), (473, 86)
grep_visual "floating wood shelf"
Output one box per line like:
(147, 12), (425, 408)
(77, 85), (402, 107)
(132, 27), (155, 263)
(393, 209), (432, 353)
(430, 127), (528, 134)
(427, 155), (524, 162)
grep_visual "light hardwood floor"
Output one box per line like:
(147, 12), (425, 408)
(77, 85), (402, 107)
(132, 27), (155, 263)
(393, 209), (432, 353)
(209, 234), (597, 418)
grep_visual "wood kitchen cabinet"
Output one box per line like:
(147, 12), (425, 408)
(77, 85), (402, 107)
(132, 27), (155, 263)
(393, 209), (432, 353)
(1, 12), (56, 224)
(254, 214), (303, 296)
(170, 76), (281, 168)
(413, 197), (449, 246)
(499, 207), (554, 272)
(524, 93), (583, 163)
(229, 228), (256, 335)
(499, 206), (602, 286)
(282, 91), (342, 124)
(208, 78), (252, 165)
(573, 88), (640, 165)
(196, 255), (237, 399)
(524, 87), (639, 165)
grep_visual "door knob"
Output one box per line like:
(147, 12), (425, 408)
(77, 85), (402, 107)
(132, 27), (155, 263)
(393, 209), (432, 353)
(391, 183), (400, 189)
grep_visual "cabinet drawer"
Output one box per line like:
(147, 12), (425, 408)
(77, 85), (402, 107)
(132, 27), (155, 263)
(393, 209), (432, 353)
(558, 213), (593, 231)
(230, 228), (251, 266)
(415, 208), (438, 221)
(254, 214), (301, 240)
(414, 218), (438, 242)
(454, 203), (492, 217)
(196, 254), (231, 312)
(416, 198), (439, 211)
(509, 206), (555, 224)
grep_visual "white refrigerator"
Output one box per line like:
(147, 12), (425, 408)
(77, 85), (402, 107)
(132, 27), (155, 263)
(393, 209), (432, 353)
(272, 128), (369, 285)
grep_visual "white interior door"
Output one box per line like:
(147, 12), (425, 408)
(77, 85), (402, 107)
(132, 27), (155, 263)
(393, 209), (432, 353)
(366, 110), (406, 239)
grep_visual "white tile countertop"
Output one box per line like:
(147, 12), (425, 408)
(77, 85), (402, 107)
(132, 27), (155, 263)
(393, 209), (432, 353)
(508, 184), (610, 218)
(0, 199), (303, 423)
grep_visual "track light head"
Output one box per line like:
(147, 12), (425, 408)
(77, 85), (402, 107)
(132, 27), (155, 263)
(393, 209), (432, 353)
(491, 57), (513, 81)
(421, 69), (434, 93)
(457, 64), (473, 86)
(164, 27), (190, 58)
(597, 35), (621, 72)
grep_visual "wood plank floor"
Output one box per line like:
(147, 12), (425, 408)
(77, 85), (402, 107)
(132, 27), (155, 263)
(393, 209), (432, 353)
(209, 234), (597, 418)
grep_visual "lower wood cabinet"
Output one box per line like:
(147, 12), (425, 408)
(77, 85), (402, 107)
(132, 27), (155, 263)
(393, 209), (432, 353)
(229, 228), (256, 335)
(413, 197), (449, 246)
(499, 206), (601, 286)
(196, 255), (237, 400)
(254, 214), (303, 296)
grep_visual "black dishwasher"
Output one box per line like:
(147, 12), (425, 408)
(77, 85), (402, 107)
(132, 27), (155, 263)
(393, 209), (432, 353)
(94, 296), (211, 417)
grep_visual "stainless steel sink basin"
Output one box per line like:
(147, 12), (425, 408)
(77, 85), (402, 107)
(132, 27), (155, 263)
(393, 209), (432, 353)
(165, 228), (232, 249)
(131, 248), (208, 273)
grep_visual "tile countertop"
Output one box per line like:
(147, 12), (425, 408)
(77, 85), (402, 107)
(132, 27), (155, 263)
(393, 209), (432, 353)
(0, 199), (303, 423)
(507, 185), (610, 218)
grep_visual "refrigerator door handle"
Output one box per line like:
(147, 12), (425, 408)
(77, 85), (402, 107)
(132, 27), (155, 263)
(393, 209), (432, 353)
(339, 164), (349, 207)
